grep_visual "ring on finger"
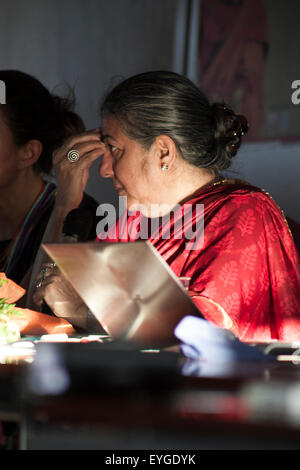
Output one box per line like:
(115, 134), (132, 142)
(67, 149), (80, 163)
(36, 262), (56, 288)
(40, 262), (56, 276)
(35, 279), (43, 289)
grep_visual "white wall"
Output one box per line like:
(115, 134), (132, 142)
(0, 0), (181, 207)
(231, 141), (300, 223)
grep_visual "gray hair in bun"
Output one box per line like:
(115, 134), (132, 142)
(210, 103), (248, 171)
(101, 70), (248, 173)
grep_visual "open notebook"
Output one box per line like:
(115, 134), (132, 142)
(42, 241), (202, 348)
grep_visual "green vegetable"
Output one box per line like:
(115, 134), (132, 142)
(0, 279), (22, 344)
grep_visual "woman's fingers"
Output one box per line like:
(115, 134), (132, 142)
(34, 263), (58, 306)
(52, 128), (107, 212)
(53, 129), (103, 163)
(55, 143), (105, 172)
(54, 138), (105, 161)
(33, 280), (49, 308)
(35, 263), (56, 284)
(32, 271), (88, 329)
(33, 271), (64, 307)
(53, 131), (106, 185)
(66, 140), (105, 158)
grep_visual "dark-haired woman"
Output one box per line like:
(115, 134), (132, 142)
(33, 71), (300, 343)
(0, 70), (99, 295)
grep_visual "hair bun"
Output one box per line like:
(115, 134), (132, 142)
(211, 103), (248, 160)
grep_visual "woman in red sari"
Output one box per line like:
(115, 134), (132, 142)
(33, 71), (300, 343)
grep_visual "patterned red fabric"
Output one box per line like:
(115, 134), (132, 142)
(97, 180), (300, 342)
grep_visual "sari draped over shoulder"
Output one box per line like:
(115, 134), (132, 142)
(97, 179), (300, 342)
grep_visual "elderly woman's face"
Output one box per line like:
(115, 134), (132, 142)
(99, 117), (163, 215)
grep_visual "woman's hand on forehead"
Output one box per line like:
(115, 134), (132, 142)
(52, 128), (106, 214)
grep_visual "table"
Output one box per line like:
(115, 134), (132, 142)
(2, 337), (300, 450)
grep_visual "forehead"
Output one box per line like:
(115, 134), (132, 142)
(101, 116), (149, 158)
(101, 116), (126, 143)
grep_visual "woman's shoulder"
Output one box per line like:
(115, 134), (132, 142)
(208, 177), (282, 211)
(222, 179), (286, 216)
(213, 177), (264, 196)
(200, 178), (290, 232)
(192, 177), (271, 209)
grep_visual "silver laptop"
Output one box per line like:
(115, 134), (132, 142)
(42, 241), (202, 348)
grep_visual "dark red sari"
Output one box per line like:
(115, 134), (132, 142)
(97, 179), (300, 342)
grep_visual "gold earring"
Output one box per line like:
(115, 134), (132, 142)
(161, 163), (169, 171)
